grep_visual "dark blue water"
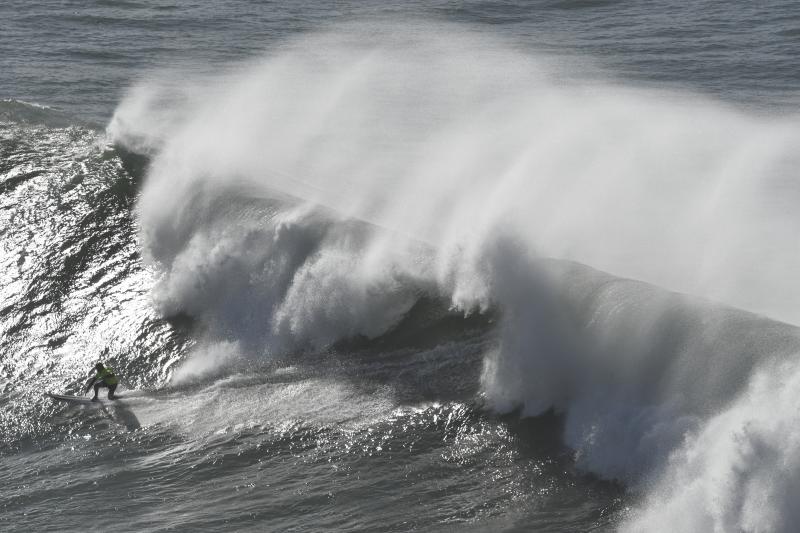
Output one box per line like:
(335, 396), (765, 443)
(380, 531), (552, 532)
(3, 2), (800, 532)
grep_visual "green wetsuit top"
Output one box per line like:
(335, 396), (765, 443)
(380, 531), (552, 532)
(96, 367), (119, 385)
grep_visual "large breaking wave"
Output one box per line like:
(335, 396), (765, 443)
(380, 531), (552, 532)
(109, 24), (800, 532)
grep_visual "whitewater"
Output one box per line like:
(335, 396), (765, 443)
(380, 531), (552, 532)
(3, 2), (800, 532)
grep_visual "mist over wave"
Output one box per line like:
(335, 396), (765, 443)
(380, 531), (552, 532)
(108, 24), (800, 532)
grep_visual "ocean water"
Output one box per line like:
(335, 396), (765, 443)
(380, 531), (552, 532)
(2, 1), (800, 531)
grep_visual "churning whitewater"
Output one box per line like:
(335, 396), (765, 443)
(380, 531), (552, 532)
(105, 26), (800, 532)
(3, 4), (800, 532)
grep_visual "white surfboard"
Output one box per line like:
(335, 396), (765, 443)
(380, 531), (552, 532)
(45, 392), (119, 404)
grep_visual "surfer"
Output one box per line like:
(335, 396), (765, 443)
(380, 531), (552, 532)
(84, 362), (119, 401)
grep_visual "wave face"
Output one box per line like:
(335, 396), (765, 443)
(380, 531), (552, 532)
(103, 24), (800, 532)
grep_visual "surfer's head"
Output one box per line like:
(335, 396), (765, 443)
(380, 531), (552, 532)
(95, 363), (104, 371)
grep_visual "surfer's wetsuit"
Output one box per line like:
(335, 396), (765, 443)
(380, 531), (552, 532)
(85, 363), (118, 401)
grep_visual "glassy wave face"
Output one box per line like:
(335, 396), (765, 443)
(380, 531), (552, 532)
(3, 3), (800, 533)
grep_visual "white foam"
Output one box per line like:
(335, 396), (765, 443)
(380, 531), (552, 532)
(170, 340), (242, 384)
(135, 371), (396, 441)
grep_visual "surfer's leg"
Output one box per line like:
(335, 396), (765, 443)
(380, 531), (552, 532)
(92, 381), (109, 401)
(108, 383), (117, 399)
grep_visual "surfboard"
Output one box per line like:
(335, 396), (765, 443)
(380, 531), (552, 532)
(45, 392), (120, 404)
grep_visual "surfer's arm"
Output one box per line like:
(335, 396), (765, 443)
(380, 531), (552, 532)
(83, 376), (97, 394)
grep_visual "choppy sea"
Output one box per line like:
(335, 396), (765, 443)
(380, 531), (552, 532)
(3, 1), (800, 531)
